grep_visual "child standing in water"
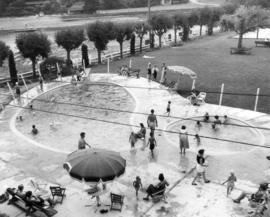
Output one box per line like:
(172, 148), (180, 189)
(133, 176), (143, 199)
(148, 132), (157, 157)
(222, 171), (237, 196)
(194, 134), (201, 146)
(129, 132), (137, 149)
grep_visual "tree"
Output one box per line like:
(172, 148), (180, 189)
(172, 14), (183, 44)
(254, 7), (269, 38)
(55, 28), (85, 66)
(84, 0), (99, 13)
(134, 22), (150, 52)
(197, 7), (210, 36)
(8, 50), (18, 85)
(171, 14), (189, 42)
(150, 14), (173, 48)
(81, 43), (89, 67)
(114, 23), (133, 58)
(224, 6), (270, 49)
(206, 7), (223, 36)
(0, 41), (9, 67)
(130, 33), (136, 55)
(87, 21), (115, 64)
(16, 32), (51, 78)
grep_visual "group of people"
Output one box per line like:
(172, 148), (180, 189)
(147, 62), (168, 84)
(11, 184), (54, 207)
(132, 173), (169, 201)
(203, 112), (229, 130)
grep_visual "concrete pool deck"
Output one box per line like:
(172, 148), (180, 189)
(0, 73), (270, 217)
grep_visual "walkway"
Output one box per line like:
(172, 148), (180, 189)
(0, 73), (269, 217)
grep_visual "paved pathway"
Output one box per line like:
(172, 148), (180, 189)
(0, 73), (269, 217)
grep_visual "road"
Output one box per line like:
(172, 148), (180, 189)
(0, 0), (220, 32)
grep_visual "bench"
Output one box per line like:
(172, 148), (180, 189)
(50, 186), (66, 204)
(127, 68), (140, 78)
(255, 40), (270, 47)
(6, 188), (57, 217)
(230, 47), (252, 55)
(110, 193), (124, 211)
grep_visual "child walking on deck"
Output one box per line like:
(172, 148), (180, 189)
(222, 171), (237, 196)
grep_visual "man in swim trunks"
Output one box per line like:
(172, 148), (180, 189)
(147, 109), (158, 135)
(78, 132), (91, 149)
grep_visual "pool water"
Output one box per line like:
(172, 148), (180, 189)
(165, 116), (264, 155)
(16, 83), (135, 152)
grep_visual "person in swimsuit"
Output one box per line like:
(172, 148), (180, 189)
(203, 112), (209, 122)
(152, 65), (158, 81)
(148, 132), (157, 157)
(147, 109), (158, 135)
(15, 82), (21, 103)
(147, 62), (152, 82)
(133, 176), (143, 199)
(192, 149), (210, 185)
(164, 101), (171, 117)
(135, 123), (146, 146)
(179, 126), (189, 155)
(78, 132), (91, 149)
(222, 170), (237, 196)
(31, 125), (38, 135)
(129, 132), (136, 149)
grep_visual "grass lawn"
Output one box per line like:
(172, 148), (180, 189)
(92, 32), (270, 113)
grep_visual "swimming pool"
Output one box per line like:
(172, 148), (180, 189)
(16, 82), (135, 153)
(165, 116), (264, 155)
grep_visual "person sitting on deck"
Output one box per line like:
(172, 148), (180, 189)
(143, 173), (169, 201)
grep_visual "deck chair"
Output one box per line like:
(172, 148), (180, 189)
(196, 92), (206, 105)
(151, 187), (167, 203)
(50, 186), (66, 204)
(110, 193), (124, 212)
(30, 179), (48, 194)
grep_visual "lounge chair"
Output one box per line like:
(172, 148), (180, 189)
(6, 188), (57, 217)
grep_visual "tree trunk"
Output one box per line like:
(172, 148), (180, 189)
(237, 32), (243, 49)
(139, 37), (143, 53)
(207, 24), (213, 36)
(182, 26), (189, 42)
(256, 28), (259, 39)
(158, 35), (162, 48)
(199, 24), (203, 36)
(98, 49), (101, 64)
(174, 25), (177, 44)
(31, 58), (36, 79)
(66, 50), (72, 66)
(120, 42), (123, 59)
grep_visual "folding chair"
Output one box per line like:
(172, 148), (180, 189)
(30, 179), (48, 194)
(110, 193), (124, 212)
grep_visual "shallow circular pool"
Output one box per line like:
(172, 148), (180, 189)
(165, 116), (264, 155)
(16, 82), (135, 152)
